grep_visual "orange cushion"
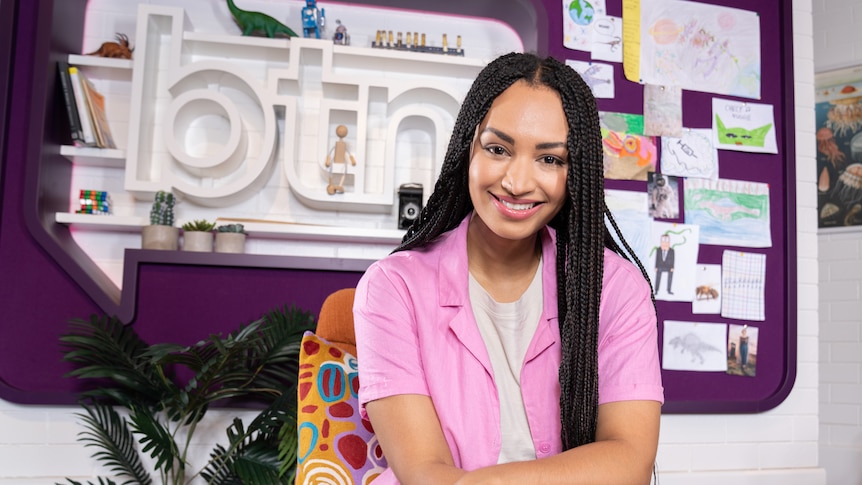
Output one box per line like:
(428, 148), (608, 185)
(315, 288), (357, 356)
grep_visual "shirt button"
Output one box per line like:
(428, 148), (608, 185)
(539, 443), (551, 453)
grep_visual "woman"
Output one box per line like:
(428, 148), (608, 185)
(354, 52), (663, 484)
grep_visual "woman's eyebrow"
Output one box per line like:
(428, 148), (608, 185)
(536, 141), (567, 150)
(481, 127), (515, 145)
(482, 127), (566, 150)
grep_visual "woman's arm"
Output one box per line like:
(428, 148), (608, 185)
(366, 394), (467, 485)
(454, 399), (661, 485)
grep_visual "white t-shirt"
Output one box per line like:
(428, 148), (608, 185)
(469, 258), (543, 464)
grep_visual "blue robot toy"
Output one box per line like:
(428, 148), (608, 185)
(301, 0), (325, 39)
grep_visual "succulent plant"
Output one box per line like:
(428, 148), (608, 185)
(149, 190), (175, 226)
(216, 223), (247, 235)
(181, 219), (217, 232)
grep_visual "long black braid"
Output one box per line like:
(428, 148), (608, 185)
(394, 52), (654, 451)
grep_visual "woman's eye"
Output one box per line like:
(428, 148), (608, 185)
(542, 155), (565, 165)
(485, 145), (507, 156)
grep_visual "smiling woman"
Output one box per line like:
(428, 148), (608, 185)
(354, 52), (663, 485)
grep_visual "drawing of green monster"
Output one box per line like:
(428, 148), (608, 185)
(715, 116), (772, 147)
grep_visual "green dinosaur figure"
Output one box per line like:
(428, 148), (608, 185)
(226, 0), (299, 38)
(715, 116), (773, 148)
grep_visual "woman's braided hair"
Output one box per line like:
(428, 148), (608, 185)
(394, 52), (653, 451)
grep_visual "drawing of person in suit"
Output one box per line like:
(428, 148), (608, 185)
(654, 234), (674, 295)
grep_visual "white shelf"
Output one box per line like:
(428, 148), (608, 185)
(68, 54), (133, 70)
(55, 213), (405, 245)
(60, 145), (125, 168)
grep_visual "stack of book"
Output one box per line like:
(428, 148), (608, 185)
(57, 59), (117, 149)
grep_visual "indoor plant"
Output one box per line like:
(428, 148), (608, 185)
(141, 190), (178, 250)
(58, 304), (315, 485)
(214, 223), (247, 254)
(180, 219), (216, 252)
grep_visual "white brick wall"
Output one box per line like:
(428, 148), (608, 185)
(0, 0), (830, 483)
(814, 0), (862, 482)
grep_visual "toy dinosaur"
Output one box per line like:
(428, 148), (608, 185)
(226, 0), (298, 38)
(86, 33), (134, 59)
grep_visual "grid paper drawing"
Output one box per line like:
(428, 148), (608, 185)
(721, 250), (766, 321)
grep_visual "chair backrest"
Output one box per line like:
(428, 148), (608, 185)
(315, 287), (357, 355)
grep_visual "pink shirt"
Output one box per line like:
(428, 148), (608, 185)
(354, 216), (663, 482)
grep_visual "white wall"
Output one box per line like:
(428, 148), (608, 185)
(0, 0), (830, 483)
(814, 0), (862, 483)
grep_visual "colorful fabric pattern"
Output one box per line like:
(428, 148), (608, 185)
(297, 331), (387, 485)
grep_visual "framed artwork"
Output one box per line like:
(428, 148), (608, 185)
(815, 65), (862, 230)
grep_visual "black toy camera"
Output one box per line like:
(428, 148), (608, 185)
(398, 183), (423, 230)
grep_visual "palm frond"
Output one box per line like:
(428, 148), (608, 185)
(201, 418), (288, 485)
(75, 401), (152, 485)
(60, 315), (168, 404)
(127, 403), (181, 474)
(58, 478), (120, 485)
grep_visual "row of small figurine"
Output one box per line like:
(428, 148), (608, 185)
(372, 30), (464, 56)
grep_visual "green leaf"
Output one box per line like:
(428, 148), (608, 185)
(75, 401), (152, 485)
(127, 404), (180, 474)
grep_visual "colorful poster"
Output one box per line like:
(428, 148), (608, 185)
(566, 60), (615, 99)
(637, 0), (761, 99)
(721, 250), (766, 321)
(815, 66), (862, 229)
(712, 98), (777, 154)
(684, 178), (772, 248)
(662, 320), (728, 372)
(600, 112), (657, 181)
(660, 129), (719, 180)
(563, 0), (607, 52)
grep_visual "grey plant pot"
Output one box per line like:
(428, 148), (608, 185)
(215, 232), (246, 253)
(182, 231), (214, 252)
(141, 225), (179, 250)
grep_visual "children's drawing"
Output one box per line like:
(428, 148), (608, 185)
(692, 264), (721, 314)
(712, 98), (777, 153)
(660, 128), (719, 180)
(727, 324), (758, 377)
(649, 221), (700, 302)
(566, 60), (614, 99)
(639, 0), (761, 99)
(563, 0), (607, 52)
(662, 320), (728, 372)
(647, 172), (679, 220)
(721, 250), (766, 322)
(605, 189), (651, 266)
(591, 15), (622, 63)
(600, 112), (657, 181)
(684, 178), (771, 248)
(644, 84), (682, 137)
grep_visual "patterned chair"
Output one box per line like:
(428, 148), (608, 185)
(295, 288), (387, 485)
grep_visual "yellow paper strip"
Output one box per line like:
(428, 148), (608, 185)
(622, 0), (641, 83)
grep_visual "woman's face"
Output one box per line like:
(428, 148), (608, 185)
(468, 80), (569, 243)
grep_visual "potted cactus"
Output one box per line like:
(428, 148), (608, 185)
(215, 223), (247, 253)
(141, 190), (179, 250)
(181, 219), (216, 252)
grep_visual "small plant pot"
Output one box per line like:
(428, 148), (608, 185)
(182, 231), (214, 252)
(215, 232), (246, 253)
(141, 225), (179, 250)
